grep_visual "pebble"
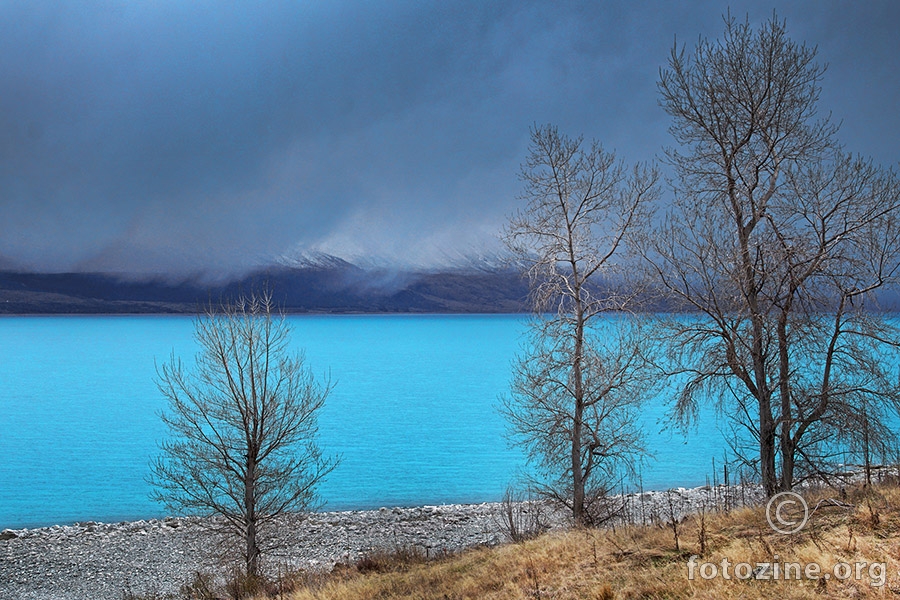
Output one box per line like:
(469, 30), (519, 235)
(0, 503), (515, 600)
(0, 484), (765, 600)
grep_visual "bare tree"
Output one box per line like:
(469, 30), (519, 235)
(150, 293), (337, 578)
(647, 13), (900, 495)
(502, 124), (659, 526)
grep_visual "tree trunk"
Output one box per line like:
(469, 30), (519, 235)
(571, 305), (586, 526)
(777, 314), (794, 492)
(244, 461), (260, 577)
(246, 519), (260, 578)
(759, 400), (778, 496)
(780, 441), (795, 492)
(736, 195), (779, 496)
(863, 413), (872, 486)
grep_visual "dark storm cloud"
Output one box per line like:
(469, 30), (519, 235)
(0, 1), (898, 277)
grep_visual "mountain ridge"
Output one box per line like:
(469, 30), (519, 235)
(0, 259), (530, 314)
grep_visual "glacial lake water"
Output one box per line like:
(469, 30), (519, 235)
(0, 314), (730, 529)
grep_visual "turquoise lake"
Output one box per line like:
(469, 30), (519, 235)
(0, 314), (730, 529)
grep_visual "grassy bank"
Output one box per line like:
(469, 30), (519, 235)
(265, 483), (900, 600)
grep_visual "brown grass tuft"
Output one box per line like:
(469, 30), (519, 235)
(244, 483), (900, 600)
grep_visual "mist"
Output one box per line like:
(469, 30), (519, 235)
(1, 1), (898, 279)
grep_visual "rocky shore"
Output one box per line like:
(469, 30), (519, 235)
(1, 503), (521, 600)
(1, 485), (765, 600)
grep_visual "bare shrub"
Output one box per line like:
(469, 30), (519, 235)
(494, 486), (550, 543)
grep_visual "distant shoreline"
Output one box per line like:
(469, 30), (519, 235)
(2, 479), (767, 536)
(0, 266), (534, 315)
(0, 309), (530, 317)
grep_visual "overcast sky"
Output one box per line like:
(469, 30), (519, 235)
(1, 1), (898, 278)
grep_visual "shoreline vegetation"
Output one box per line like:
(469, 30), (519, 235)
(3, 473), (897, 599)
(0, 468), (900, 600)
(291, 481), (900, 600)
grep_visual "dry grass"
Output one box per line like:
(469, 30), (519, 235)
(271, 483), (900, 600)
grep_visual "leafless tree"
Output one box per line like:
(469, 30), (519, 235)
(502, 124), (659, 526)
(647, 13), (900, 495)
(150, 293), (337, 578)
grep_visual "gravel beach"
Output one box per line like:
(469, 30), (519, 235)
(1, 503), (519, 600)
(1, 485), (765, 600)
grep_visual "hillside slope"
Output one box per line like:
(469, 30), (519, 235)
(0, 264), (530, 314)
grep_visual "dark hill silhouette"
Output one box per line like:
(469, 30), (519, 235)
(0, 262), (530, 314)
